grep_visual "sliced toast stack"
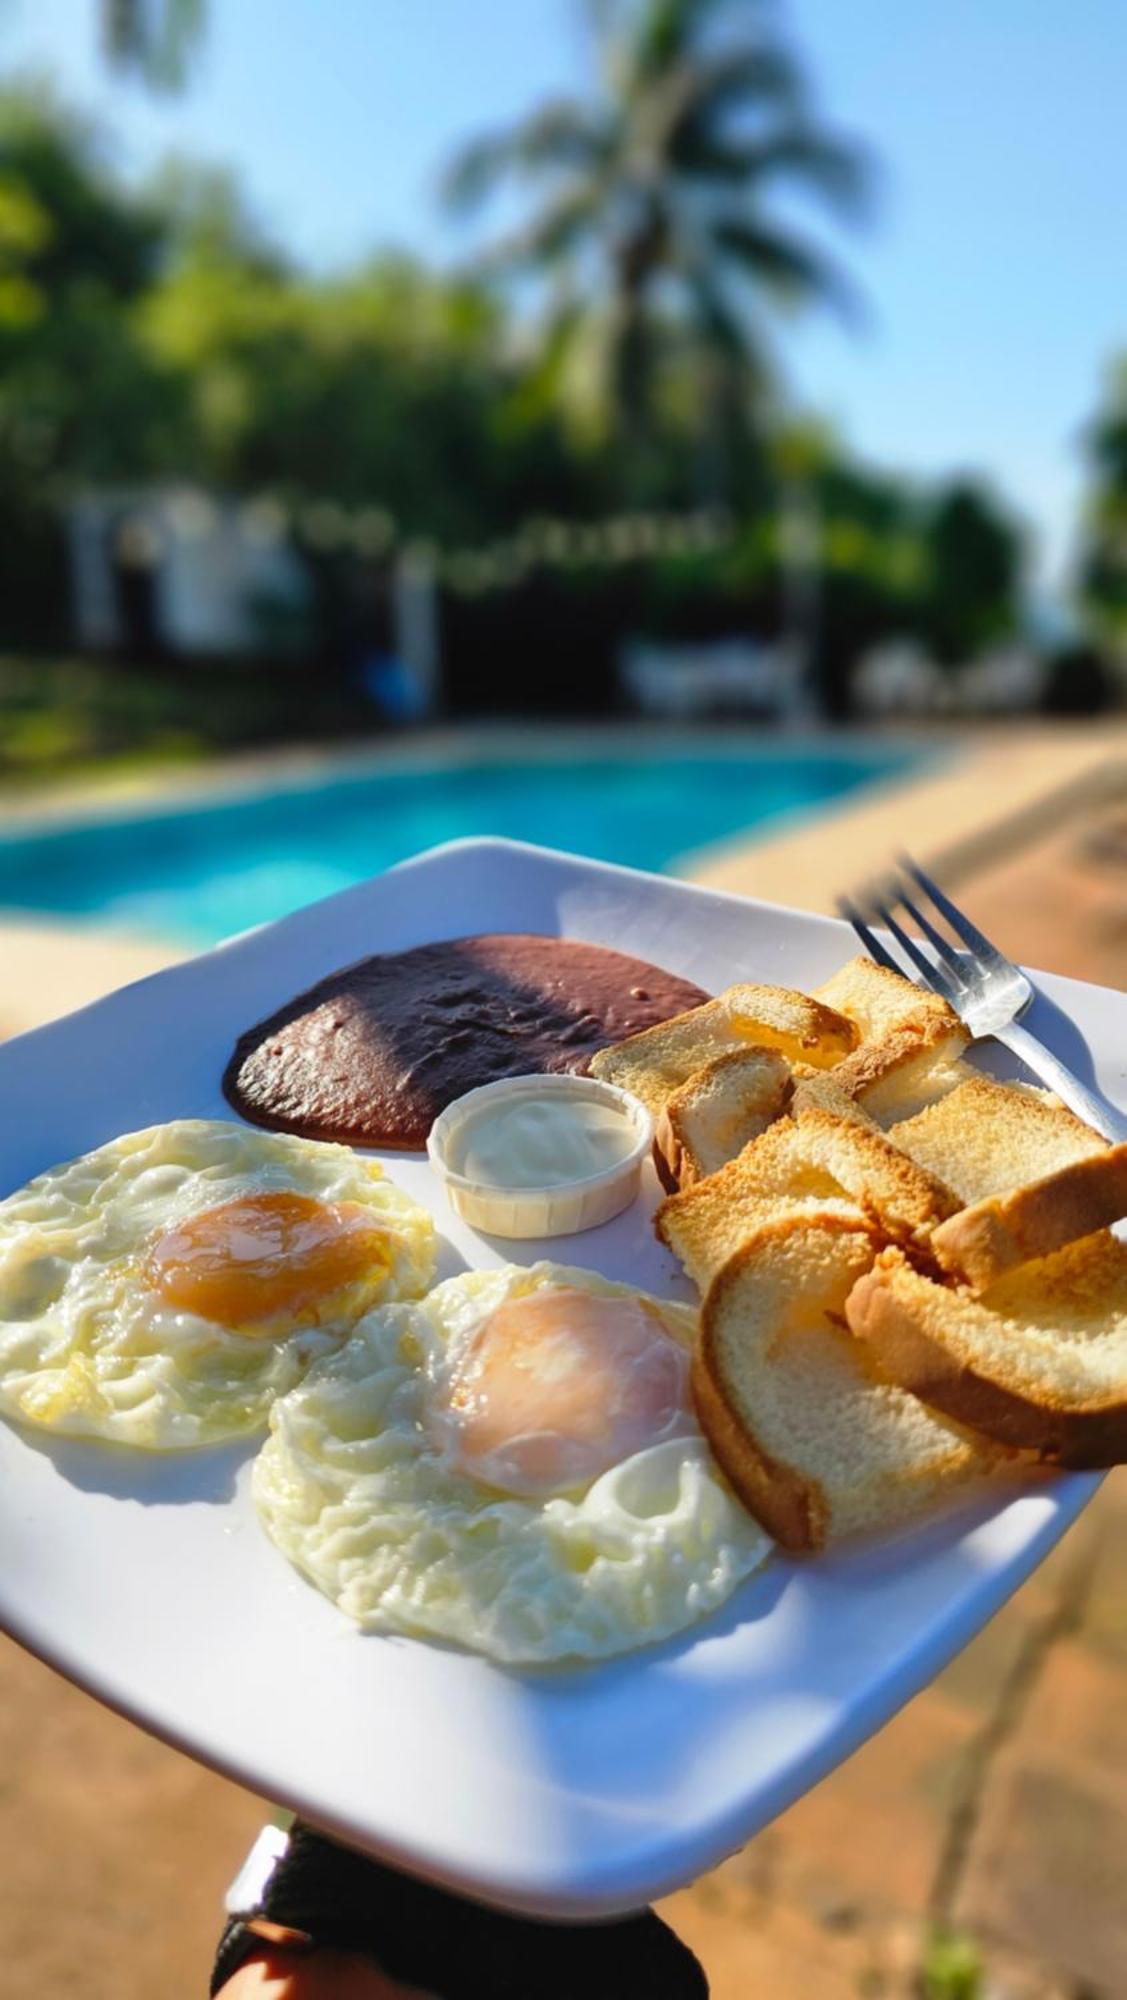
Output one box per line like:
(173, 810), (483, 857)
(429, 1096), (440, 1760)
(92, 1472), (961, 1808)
(593, 956), (1127, 1552)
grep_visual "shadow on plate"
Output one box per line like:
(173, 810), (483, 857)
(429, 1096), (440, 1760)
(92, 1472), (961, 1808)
(345, 1550), (792, 1687)
(980, 983), (1119, 1113)
(1024, 986), (1113, 1087)
(9, 1418), (257, 1505)
(431, 1235), (472, 1284)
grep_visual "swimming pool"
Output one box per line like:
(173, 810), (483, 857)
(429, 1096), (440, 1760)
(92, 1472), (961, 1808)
(0, 740), (924, 946)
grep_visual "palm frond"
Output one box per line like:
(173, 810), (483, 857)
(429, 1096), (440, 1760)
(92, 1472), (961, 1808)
(440, 0), (869, 456)
(102, 0), (206, 89)
(632, 0), (709, 79)
(631, 0), (770, 83)
(441, 101), (609, 212)
(632, 40), (806, 164)
(473, 186), (605, 275)
(675, 42), (807, 127)
(711, 218), (864, 323)
(674, 128), (873, 219)
(686, 272), (750, 364)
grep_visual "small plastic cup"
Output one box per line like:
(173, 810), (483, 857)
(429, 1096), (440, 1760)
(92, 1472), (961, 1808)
(426, 1072), (654, 1239)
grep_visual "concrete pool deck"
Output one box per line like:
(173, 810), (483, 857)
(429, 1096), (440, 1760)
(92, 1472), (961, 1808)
(3, 718), (1127, 1999)
(684, 718), (1127, 920)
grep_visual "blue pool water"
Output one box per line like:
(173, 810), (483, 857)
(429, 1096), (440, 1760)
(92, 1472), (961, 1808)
(0, 744), (923, 946)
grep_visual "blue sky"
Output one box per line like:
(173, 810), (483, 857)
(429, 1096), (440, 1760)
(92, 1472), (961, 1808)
(3, 0), (1124, 584)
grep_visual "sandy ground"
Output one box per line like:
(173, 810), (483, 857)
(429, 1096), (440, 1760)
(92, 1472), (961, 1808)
(2, 721), (1127, 1998)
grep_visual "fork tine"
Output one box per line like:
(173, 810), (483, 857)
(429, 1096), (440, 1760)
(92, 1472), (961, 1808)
(899, 855), (1006, 966)
(836, 897), (901, 975)
(894, 887), (969, 991)
(872, 900), (961, 1004)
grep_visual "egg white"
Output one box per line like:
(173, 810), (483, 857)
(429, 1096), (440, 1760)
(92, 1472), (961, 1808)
(253, 1261), (772, 1664)
(0, 1120), (436, 1449)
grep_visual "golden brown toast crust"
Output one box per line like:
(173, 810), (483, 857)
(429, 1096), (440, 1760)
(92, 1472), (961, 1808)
(694, 1213), (876, 1551)
(654, 1120), (838, 1289)
(847, 1249), (1127, 1467)
(931, 1145), (1127, 1291)
(722, 985), (858, 1063)
(814, 955), (962, 1034)
(654, 1091), (958, 1293)
(653, 1045), (794, 1190)
(818, 1018), (969, 1107)
(690, 1338), (829, 1552)
(590, 982), (857, 1115)
(791, 1098), (961, 1235)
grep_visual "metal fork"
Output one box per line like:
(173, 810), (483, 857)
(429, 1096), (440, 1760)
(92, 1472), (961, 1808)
(838, 856), (1127, 1143)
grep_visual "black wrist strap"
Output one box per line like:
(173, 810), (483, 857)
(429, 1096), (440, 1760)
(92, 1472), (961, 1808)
(211, 1820), (708, 1997)
(210, 1915), (283, 1996)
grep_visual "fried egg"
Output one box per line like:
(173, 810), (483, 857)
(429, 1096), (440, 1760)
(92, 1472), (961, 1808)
(0, 1120), (436, 1449)
(253, 1261), (771, 1664)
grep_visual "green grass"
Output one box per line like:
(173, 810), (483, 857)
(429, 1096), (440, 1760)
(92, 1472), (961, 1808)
(0, 651), (378, 790)
(920, 1928), (983, 2000)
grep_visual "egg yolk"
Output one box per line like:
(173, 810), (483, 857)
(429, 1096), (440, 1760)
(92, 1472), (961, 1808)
(439, 1286), (691, 1498)
(144, 1190), (390, 1331)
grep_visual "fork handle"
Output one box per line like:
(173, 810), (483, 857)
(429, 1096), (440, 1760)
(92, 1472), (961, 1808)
(993, 1020), (1127, 1143)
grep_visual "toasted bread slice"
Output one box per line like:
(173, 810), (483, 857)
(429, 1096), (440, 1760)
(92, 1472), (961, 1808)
(651, 977), (961, 1194)
(656, 1099), (958, 1292)
(792, 1096), (960, 1234)
(654, 1046), (793, 1190)
(889, 1075), (1106, 1202)
(721, 984), (858, 1065)
(888, 1075), (1127, 1289)
(931, 1149), (1127, 1291)
(695, 1213), (1007, 1551)
(795, 1068), (1127, 1288)
(589, 983), (857, 1114)
(809, 955), (971, 1124)
(818, 1027), (972, 1126)
(656, 1119), (846, 1290)
(847, 1234), (1127, 1466)
(588, 1000), (739, 1115)
(814, 955), (963, 1045)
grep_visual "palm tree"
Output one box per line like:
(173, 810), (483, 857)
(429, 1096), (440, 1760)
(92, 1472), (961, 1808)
(100, 0), (207, 89)
(444, 0), (870, 492)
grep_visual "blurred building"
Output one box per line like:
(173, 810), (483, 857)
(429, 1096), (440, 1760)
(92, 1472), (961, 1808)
(66, 488), (312, 659)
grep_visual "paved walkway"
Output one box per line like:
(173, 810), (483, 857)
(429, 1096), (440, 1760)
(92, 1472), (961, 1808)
(2, 725), (1127, 1997)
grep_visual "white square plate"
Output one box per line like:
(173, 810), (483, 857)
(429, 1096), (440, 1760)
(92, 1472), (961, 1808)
(0, 838), (1109, 1916)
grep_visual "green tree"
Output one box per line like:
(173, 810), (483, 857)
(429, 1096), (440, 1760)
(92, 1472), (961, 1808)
(0, 88), (175, 481)
(0, 88), (182, 640)
(919, 480), (1023, 665)
(137, 235), (592, 539)
(1079, 357), (1127, 651)
(100, 0), (207, 90)
(147, 157), (288, 276)
(0, 83), (597, 547)
(444, 0), (869, 493)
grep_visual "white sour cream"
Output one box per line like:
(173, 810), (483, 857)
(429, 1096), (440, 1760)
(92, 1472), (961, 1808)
(451, 1093), (637, 1190)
